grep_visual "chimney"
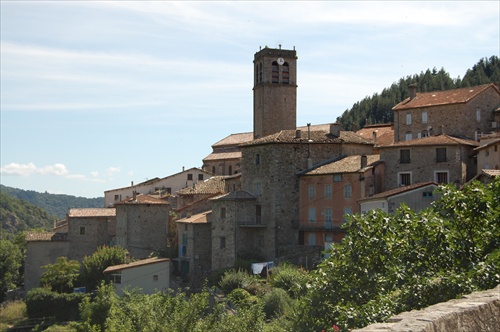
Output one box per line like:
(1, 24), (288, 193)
(131, 181), (134, 186)
(132, 190), (137, 201)
(330, 123), (340, 137)
(361, 155), (367, 169)
(295, 129), (302, 138)
(409, 84), (417, 100)
(372, 130), (378, 144)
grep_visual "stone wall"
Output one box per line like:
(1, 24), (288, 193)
(353, 285), (500, 332)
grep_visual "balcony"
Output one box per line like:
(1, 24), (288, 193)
(238, 217), (267, 228)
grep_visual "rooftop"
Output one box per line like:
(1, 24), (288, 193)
(392, 83), (498, 111)
(176, 211), (212, 224)
(26, 232), (69, 242)
(380, 134), (479, 148)
(360, 182), (438, 201)
(104, 257), (170, 273)
(68, 208), (116, 217)
(304, 155), (381, 175)
(356, 124), (395, 146)
(177, 176), (226, 195)
(114, 194), (169, 205)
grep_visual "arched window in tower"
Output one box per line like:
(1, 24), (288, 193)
(282, 62), (289, 84)
(259, 63), (263, 83)
(272, 61), (279, 83)
(255, 64), (259, 85)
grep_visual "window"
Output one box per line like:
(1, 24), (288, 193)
(228, 165), (233, 175)
(255, 154), (261, 165)
(309, 186), (315, 199)
(406, 113), (412, 125)
(307, 233), (316, 246)
(325, 185), (332, 198)
(166, 187), (172, 195)
(343, 207), (353, 222)
(423, 191), (433, 198)
(80, 226), (86, 235)
(253, 180), (261, 196)
(114, 194), (119, 201)
(476, 109), (481, 122)
(399, 172), (412, 186)
(400, 149), (411, 163)
(212, 166), (216, 174)
(333, 174), (342, 182)
(422, 111), (428, 124)
(282, 63), (289, 84)
(436, 148), (447, 162)
(435, 171), (449, 184)
(324, 234), (333, 250)
(405, 132), (413, 141)
(220, 207), (226, 219)
(271, 61), (279, 83)
(112, 274), (121, 284)
(308, 208), (316, 222)
(153, 275), (158, 282)
(325, 208), (332, 228)
(344, 184), (352, 198)
(220, 237), (226, 249)
(198, 174), (204, 180)
(187, 174), (193, 181)
(256, 205), (262, 225)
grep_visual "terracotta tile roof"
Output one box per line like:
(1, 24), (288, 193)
(203, 151), (242, 161)
(360, 182), (438, 201)
(104, 178), (161, 193)
(177, 176), (226, 195)
(176, 211), (212, 224)
(68, 208), (116, 217)
(104, 257), (170, 273)
(474, 138), (500, 151)
(482, 169), (500, 177)
(356, 124), (395, 146)
(392, 84), (498, 111)
(304, 155), (381, 175)
(26, 232), (69, 242)
(212, 132), (254, 147)
(211, 190), (257, 201)
(241, 130), (372, 147)
(114, 194), (169, 205)
(380, 134), (479, 148)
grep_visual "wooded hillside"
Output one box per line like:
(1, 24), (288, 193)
(337, 56), (500, 130)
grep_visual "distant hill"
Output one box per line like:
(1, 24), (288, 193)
(0, 192), (57, 235)
(0, 185), (104, 220)
(337, 55), (500, 130)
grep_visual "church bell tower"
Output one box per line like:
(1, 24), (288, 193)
(253, 45), (297, 139)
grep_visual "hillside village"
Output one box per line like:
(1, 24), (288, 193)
(24, 46), (500, 293)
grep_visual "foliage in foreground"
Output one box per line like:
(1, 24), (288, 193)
(289, 179), (500, 331)
(79, 245), (127, 292)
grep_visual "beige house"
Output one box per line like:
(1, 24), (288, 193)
(379, 134), (479, 191)
(104, 257), (170, 295)
(104, 167), (213, 208)
(392, 83), (500, 143)
(474, 133), (500, 172)
(358, 182), (439, 214)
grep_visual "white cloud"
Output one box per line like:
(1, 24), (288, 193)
(90, 171), (99, 177)
(0, 162), (37, 176)
(38, 163), (69, 176)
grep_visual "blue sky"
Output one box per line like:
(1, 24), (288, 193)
(1, 1), (499, 198)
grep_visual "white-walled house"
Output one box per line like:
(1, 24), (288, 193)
(104, 167), (213, 207)
(104, 257), (170, 295)
(359, 182), (439, 214)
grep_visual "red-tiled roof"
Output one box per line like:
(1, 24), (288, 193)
(356, 124), (395, 146)
(68, 208), (116, 217)
(177, 176), (225, 195)
(392, 84), (498, 111)
(176, 211), (212, 224)
(380, 134), (479, 148)
(114, 194), (169, 205)
(203, 151), (242, 161)
(482, 169), (500, 177)
(474, 138), (500, 151)
(242, 130), (372, 147)
(212, 132), (254, 147)
(103, 257), (170, 273)
(360, 182), (438, 201)
(26, 232), (69, 242)
(304, 155), (381, 175)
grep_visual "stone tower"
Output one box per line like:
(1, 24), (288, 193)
(253, 46), (297, 139)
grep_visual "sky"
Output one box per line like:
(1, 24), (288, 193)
(1, 1), (499, 199)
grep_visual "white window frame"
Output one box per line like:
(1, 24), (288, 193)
(324, 208), (332, 224)
(309, 186), (315, 199)
(405, 132), (413, 141)
(344, 184), (352, 199)
(406, 113), (412, 125)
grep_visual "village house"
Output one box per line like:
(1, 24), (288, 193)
(392, 83), (500, 143)
(358, 182), (439, 214)
(298, 154), (384, 249)
(104, 257), (170, 295)
(379, 134), (479, 191)
(356, 123), (395, 154)
(104, 167), (213, 208)
(474, 132), (500, 172)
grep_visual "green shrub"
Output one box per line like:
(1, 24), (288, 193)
(269, 262), (309, 298)
(26, 287), (85, 322)
(262, 288), (292, 319)
(218, 269), (254, 295)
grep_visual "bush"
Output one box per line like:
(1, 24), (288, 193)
(218, 269), (254, 295)
(26, 287), (85, 322)
(262, 288), (292, 319)
(269, 262), (309, 298)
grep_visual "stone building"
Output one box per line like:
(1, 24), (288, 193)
(356, 123), (394, 153)
(202, 133), (253, 176)
(298, 155), (384, 249)
(392, 83), (500, 143)
(379, 134), (479, 191)
(115, 194), (171, 259)
(474, 132), (500, 172)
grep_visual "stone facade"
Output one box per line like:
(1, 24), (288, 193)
(202, 133), (253, 176)
(253, 47), (297, 139)
(115, 195), (171, 259)
(379, 134), (478, 191)
(392, 84), (500, 142)
(475, 133), (500, 171)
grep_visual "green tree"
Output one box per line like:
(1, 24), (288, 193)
(79, 246), (127, 291)
(0, 239), (23, 302)
(40, 256), (81, 293)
